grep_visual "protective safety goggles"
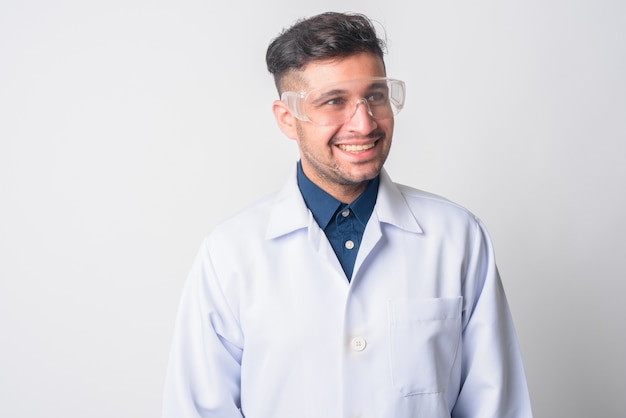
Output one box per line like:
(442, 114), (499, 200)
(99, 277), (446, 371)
(280, 77), (406, 126)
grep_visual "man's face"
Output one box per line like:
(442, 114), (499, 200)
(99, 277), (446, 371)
(282, 53), (394, 201)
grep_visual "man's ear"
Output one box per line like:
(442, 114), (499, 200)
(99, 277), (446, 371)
(272, 100), (299, 140)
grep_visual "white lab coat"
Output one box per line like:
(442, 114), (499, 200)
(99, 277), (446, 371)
(163, 168), (532, 418)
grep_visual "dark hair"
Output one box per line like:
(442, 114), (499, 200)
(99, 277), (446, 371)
(266, 12), (387, 92)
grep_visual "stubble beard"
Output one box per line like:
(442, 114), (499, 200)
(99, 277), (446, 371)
(297, 124), (390, 189)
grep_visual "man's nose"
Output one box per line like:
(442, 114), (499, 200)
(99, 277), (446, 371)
(346, 99), (377, 131)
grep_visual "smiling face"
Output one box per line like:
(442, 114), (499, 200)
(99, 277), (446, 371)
(273, 52), (394, 203)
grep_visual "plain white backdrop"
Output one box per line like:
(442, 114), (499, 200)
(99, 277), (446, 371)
(1, 0), (625, 417)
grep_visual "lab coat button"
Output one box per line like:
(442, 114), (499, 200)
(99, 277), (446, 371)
(351, 336), (367, 351)
(345, 240), (355, 250)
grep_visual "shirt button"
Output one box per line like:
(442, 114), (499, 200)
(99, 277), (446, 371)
(351, 337), (367, 352)
(345, 240), (355, 250)
(341, 208), (351, 217)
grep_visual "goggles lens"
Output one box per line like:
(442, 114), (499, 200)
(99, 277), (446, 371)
(281, 77), (406, 126)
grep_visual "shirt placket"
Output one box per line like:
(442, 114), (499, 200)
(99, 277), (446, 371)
(336, 205), (359, 279)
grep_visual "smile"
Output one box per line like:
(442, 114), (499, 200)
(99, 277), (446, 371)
(338, 143), (376, 152)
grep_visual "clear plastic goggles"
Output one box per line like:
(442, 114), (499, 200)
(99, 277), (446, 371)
(281, 77), (406, 126)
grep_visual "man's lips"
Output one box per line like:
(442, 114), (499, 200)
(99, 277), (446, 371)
(334, 132), (383, 153)
(337, 142), (376, 152)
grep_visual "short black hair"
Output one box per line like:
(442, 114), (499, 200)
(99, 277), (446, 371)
(266, 12), (387, 92)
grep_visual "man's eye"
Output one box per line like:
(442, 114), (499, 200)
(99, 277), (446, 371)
(367, 92), (387, 103)
(323, 97), (346, 106)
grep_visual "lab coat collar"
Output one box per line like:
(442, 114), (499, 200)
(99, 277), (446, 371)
(266, 167), (423, 239)
(266, 169), (310, 239)
(376, 169), (423, 234)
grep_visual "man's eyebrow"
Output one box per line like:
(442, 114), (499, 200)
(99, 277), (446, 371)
(309, 81), (389, 103)
(309, 88), (350, 103)
(315, 82), (387, 95)
(315, 88), (349, 96)
(367, 81), (388, 90)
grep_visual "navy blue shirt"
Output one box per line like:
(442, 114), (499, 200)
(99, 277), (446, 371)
(296, 162), (379, 280)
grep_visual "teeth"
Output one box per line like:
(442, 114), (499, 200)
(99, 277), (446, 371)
(339, 143), (375, 152)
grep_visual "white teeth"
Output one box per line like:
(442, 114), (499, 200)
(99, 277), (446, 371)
(339, 143), (375, 152)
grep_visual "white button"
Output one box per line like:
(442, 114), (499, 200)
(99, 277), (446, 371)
(351, 337), (367, 351)
(341, 208), (350, 217)
(345, 240), (355, 250)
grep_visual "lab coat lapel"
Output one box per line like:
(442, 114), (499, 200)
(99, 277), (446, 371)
(352, 169), (423, 281)
(266, 167), (349, 283)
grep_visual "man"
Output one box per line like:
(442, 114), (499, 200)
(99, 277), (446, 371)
(163, 12), (532, 417)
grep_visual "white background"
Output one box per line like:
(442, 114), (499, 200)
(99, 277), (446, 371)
(1, 1), (625, 417)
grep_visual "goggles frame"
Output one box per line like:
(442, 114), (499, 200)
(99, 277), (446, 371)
(281, 77), (406, 126)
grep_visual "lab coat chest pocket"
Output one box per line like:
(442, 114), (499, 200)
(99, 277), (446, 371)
(388, 297), (462, 396)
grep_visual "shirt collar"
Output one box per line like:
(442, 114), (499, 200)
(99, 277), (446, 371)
(266, 165), (422, 239)
(296, 161), (379, 229)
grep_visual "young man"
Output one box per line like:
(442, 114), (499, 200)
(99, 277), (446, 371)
(164, 12), (532, 417)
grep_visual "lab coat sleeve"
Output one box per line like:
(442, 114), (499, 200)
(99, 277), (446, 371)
(163, 237), (245, 418)
(452, 219), (532, 418)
